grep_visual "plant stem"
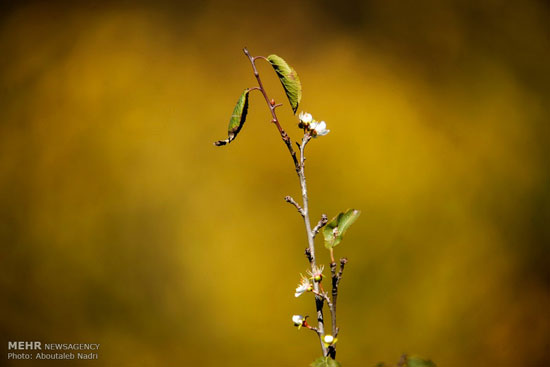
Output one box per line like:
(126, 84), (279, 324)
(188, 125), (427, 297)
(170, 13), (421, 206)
(297, 134), (328, 356)
(332, 258), (347, 336)
(312, 214), (328, 239)
(243, 48), (299, 172)
(243, 47), (328, 356)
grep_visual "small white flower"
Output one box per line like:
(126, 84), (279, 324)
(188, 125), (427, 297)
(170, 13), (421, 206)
(307, 265), (325, 282)
(295, 275), (312, 297)
(292, 315), (304, 325)
(299, 111), (313, 125)
(292, 315), (305, 329)
(310, 120), (330, 137)
(323, 334), (337, 346)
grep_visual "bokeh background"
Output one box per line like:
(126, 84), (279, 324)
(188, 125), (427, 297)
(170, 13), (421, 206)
(1, 0), (549, 366)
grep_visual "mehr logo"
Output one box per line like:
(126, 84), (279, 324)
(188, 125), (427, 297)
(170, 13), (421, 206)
(8, 341), (42, 350)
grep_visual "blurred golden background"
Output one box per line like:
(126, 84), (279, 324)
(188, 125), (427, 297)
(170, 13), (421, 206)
(1, 0), (549, 366)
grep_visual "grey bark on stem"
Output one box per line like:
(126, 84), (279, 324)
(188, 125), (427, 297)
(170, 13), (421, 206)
(243, 47), (328, 357)
(297, 134), (328, 356)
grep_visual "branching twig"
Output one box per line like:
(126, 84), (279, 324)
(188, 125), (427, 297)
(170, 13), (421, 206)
(338, 258), (347, 279)
(284, 195), (304, 217)
(331, 257), (347, 339)
(218, 48), (360, 363)
(313, 289), (333, 308)
(307, 324), (321, 335)
(243, 48), (300, 173)
(312, 214), (328, 238)
(296, 132), (328, 355)
(244, 48), (327, 356)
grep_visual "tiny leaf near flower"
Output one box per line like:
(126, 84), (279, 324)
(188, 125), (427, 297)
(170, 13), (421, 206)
(266, 54), (302, 114)
(214, 88), (250, 146)
(323, 209), (361, 249)
(310, 356), (341, 367)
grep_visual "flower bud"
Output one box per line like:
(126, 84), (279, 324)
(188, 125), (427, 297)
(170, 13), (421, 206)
(308, 265), (325, 283)
(323, 334), (337, 347)
(292, 315), (308, 330)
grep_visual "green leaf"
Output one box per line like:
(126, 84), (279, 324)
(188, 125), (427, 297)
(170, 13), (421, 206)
(214, 89), (250, 146)
(266, 54), (302, 114)
(323, 209), (361, 249)
(406, 356), (436, 367)
(310, 356), (341, 367)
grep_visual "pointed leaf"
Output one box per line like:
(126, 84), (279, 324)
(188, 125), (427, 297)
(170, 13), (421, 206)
(338, 209), (361, 235)
(323, 209), (361, 249)
(214, 89), (250, 146)
(310, 356), (341, 367)
(267, 54), (302, 114)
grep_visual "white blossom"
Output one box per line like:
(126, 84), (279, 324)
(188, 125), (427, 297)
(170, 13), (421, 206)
(310, 120), (330, 137)
(323, 334), (337, 346)
(298, 111), (313, 125)
(292, 315), (305, 329)
(295, 275), (312, 297)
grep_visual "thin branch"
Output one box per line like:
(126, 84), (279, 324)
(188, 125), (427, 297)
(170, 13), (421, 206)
(338, 257), (347, 280)
(306, 324), (321, 334)
(295, 131), (328, 356)
(252, 55), (269, 62)
(331, 257), (348, 338)
(312, 214), (328, 239)
(243, 47), (299, 173)
(326, 258), (343, 360)
(244, 47), (329, 358)
(313, 289), (332, 308)
(328, 345), (337, 360)
(330, 262), (338, 337)
(284, 195), (304, 217)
